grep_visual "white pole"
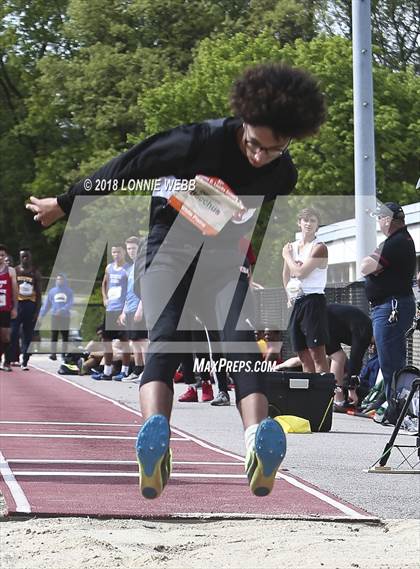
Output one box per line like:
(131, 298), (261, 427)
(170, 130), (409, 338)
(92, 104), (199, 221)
(352, 0), (378, 277)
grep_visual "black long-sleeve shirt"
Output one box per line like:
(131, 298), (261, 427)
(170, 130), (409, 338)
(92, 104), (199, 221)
(57, 117), (298, 243)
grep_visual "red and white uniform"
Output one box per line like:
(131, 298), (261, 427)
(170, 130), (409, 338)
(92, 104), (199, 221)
(0, 267), (13, 312)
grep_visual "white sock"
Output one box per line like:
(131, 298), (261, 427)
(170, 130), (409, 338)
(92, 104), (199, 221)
(104, 365), (113, 376)
(244, 424), (259, 452)
(122, 365), (129, 374)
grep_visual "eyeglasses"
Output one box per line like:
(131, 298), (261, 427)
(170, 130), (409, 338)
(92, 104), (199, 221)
(243, 124), (291, 159)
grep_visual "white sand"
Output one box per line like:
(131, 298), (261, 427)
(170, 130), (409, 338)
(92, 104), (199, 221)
(2, 516), (419, 569)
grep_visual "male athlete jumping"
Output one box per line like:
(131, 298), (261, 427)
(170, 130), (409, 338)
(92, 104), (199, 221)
(28, 63), (326, 499)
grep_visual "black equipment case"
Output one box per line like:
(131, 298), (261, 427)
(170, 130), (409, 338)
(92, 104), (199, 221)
(264, 372), (336, 432)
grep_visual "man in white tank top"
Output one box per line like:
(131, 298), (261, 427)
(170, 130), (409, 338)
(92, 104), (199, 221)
(282, 207), (329, 373)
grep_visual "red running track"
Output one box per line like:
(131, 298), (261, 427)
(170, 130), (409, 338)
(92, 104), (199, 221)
(0, 366), (373, 520)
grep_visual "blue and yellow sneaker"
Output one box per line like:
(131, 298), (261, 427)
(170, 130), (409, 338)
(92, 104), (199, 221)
(136, 414), (172, 499)
(245, 418), (287, 497)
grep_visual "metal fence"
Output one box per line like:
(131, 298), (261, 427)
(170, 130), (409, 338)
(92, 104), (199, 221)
(253, 283), (420, 368)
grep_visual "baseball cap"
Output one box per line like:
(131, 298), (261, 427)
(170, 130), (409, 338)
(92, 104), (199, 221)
(375, 201), (405, 220)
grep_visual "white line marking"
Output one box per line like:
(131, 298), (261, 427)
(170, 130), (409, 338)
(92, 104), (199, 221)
(12, 470), (246, 479)
(0, 421), (140, 427)
(166, 430), (373, 519)
(4, 428), (136, 435)
(0, 451), (31, 514)
(27, 363), (372, 519)
(8, 459), (241, 466)
(29, 363), (147, 417)
(0, 434), (186, 441)
(278, 473), (365, 519)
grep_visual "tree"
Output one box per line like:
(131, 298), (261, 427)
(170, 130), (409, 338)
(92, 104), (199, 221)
(0, 0), (71, 266)
(1, 0), (418, 274)
(319, 0), (420, 71)
(237, 0), (320, 44)
(138, 32), (419, 202)
(136, 31), (419, 282)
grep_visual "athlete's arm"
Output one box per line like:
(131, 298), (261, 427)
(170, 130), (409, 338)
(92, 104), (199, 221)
(282, 256), (291, 289)
(134, 300), (143, 322)
(34, 269), (42, 321)
(101, 269), (109, 308)
(39, 290), (51, 319)
(283, 242), (328, 279)
(63, 287), (74, 312)
(38, 125), (201, 225)
(26, 197), (65, 228)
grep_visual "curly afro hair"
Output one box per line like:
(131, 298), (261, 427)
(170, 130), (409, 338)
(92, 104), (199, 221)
(230, 63), (326, 139)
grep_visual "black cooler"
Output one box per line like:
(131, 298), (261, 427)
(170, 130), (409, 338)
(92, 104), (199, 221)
(264, 372), (336, 432)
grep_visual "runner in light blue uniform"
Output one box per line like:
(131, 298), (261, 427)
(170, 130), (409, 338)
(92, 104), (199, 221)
(92, 244), (130, 381)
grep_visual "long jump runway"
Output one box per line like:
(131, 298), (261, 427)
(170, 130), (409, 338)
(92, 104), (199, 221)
(0, 367), (373, 520)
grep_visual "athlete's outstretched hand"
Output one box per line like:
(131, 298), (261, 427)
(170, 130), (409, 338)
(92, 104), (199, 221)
(26, 196), (65, 227)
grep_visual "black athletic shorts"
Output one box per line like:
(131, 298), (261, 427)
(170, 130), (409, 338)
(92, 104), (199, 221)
(325, 338), (342, 356)
(288, 294), (329, 352)
(0, 311), (11, 328)
(102, 311), (128, 341)
(126, 311), (148, 341)
(137, 228), (265, 403)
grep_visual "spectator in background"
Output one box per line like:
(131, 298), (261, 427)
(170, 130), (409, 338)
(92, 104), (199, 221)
(177, 316), (231, 406)
(119, 236), (149, 383)
(0, 244), (18, 371)
(5, 248), (41, 370)
(325, 303), (372, 411)
(262, 328), (283, 363)
(282, 207), (329, 373)
(177, 349), (215, 404)
(80, 325), (134, 377)
(92, 244), (130, 381)
(358, 339), (381, 402)
(39, 273), (74, 361)
(361, 202), (416, 401)
(78, 325), (105, 376)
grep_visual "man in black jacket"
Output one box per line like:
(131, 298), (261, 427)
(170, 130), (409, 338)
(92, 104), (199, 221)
(27, 63), (326, 500)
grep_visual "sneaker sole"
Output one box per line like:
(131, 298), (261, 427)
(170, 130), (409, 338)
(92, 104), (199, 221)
(92, 376), (112, 381)
(210, 399), (230, 406)
(136, 414), (170, 500)
(250, 418), (287, 497)
(121, 375), (140, 382)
